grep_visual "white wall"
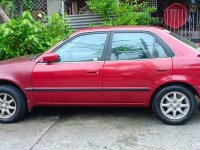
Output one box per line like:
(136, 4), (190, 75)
(47, 0), (62, 15)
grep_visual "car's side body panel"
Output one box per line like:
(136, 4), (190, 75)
(102, 58), (172, 105)
(0, 26), (200, 111)
(0, 58), (36, 110)
(31, 61), (104, 104)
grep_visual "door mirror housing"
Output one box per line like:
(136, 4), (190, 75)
(196, 43), (200, 47)
(42, 53), (60, 63)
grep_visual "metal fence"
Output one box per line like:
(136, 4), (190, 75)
(148, 0), (157, 8)
(1, 0), (200, 40)
(1, 0), (159, 28)
(68, 13), (104, 30)
(162, 2), (200, 40)
(2, 0), (158, 18)
(3, 0), (64, 19)
(164, 9), (200, 40)
(2, 0), (88, 19)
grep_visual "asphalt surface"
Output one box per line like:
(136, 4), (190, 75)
(0, 107), (200, 150)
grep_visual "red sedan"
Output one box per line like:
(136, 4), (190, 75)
(0, 26), (200, 125)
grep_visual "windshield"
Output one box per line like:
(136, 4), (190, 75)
(31, 53), (42, 60)
(169, 31), (200, 51)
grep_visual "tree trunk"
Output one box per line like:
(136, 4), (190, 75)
(72, 0), (78, 15)
(0, 5), (10, 22)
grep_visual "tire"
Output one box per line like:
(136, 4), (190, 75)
(0, 85), (27, 123)
(152, 85), (197, 125)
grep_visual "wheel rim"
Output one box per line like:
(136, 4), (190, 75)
(160, 91), (190, 120)
(0, 93), (16, 119)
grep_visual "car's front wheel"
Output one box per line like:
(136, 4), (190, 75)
(152, 85), (197, 125)
(0, 85), (27, 123)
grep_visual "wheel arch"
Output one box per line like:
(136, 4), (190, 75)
(149, 82), (199, 106)
(0, 79), (28, 105)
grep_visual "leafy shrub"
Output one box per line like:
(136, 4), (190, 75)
(0, 11), (72, 60)
(0, 0), (36, 17)
(87, 0), (160, 26)
(87, 0), (116, 20)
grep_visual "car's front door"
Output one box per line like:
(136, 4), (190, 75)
(102, 32), (173, 105)
(32, 32), (109, 104)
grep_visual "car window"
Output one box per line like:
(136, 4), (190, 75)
(169, 31), (200, 52)
(55, 33), (107, 62)
(110, 33), (168, 60)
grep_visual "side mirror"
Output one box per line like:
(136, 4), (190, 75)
(42, 53), (60, 63)
(196, 43), (200, 47)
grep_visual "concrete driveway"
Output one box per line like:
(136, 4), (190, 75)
(0, 107), (200, 150)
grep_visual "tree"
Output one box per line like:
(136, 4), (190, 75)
(0, 0), (11, 22)
(0, 4), (9, 22)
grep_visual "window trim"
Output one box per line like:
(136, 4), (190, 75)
(106, 31), (175, 61)
(52, 31), (111, 62)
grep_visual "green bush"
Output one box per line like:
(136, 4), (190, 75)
(87, 0), (160, 26)
(87, 0), (116, 20)
(0, 11), (72, 60)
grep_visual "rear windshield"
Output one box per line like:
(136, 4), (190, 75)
(169, 31), (200, 51)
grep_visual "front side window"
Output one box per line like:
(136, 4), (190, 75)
(55, 33), (107, 62)
(110, 32), (168, 60)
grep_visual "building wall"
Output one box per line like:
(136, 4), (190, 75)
(47, 0), (62, 16)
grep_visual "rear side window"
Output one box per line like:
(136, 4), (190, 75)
(110, 32), (168, 60)
(169, 31), (200, 52)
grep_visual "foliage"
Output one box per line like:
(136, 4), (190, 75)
(0, 0), (43, 19)
(20, 0), (33, 11)
(87, 0), (160, 26)
(87, 0), (116, 20)
(0, 0), (33, 10)
(0, 11), (72, 60)
(0, 0), (13, 17)
(0, 0), (12, 7)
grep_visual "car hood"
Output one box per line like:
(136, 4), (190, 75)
(0, 55), (37, 65)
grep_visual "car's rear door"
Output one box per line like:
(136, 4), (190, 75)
(32, 32), (109, 105)
(102, 31), (173, 105)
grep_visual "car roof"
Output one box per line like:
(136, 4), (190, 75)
(71, 26), (164, 37)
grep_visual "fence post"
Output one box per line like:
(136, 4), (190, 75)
(61, 0), (65, 18)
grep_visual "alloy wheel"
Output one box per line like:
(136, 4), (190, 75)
(0, 93), (17, 119)
(160, 91), (190, 120)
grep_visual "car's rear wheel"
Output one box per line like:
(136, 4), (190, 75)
(152, 85), (197, 125)
(0, 85), (27, 123)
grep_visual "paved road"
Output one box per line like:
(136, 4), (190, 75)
(0, 107), (200, 150)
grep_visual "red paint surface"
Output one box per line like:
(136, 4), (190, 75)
(32, 61), (104, 104)
(42, 53), (59, 63)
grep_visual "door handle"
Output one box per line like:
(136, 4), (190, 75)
(86, 70), (99, 74)
(156, 69), (168, 72)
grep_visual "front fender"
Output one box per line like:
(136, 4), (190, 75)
(0, 61), (36, 110)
